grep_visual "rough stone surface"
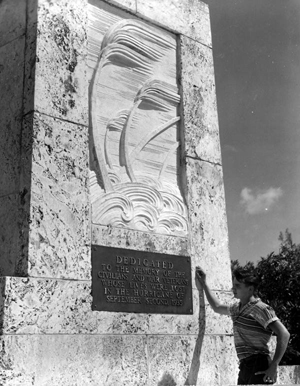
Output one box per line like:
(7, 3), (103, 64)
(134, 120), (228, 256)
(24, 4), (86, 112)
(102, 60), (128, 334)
(92, 225), (188, 256)
(0, 0), (26, 47)
(0, 334), (148, 386)
(278, 366), (300, 385)
(0, 36), (25, 197)
(185, 158), (232, 290)
(136, 0), (211, 46)
(148, 289), (233, 336)
(202, 290), (234, 335)
(18, 113), (90, 279)
(181, 35), (222, 164)
(24, 0), (88, 125)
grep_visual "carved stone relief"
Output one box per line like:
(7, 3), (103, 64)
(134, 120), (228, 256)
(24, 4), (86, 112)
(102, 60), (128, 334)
(88, 2), (187, 236)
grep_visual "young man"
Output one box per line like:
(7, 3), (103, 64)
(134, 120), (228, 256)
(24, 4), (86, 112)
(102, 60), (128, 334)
(196, 266), (290, 385)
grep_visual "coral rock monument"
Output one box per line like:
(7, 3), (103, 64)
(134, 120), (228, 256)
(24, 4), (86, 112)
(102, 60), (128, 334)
(0, 0), (235, 384)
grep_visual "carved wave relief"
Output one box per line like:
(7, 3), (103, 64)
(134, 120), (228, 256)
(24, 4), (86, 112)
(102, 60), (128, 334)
(88, 8), (187, 236)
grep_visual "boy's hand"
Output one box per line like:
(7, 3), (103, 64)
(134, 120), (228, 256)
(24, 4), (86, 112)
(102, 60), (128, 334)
(255, 362), (277, 384)
(196, 267), (207, 286)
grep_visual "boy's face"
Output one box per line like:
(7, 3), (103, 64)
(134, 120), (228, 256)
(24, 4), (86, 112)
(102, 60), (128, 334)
(232, 277), (254, 300)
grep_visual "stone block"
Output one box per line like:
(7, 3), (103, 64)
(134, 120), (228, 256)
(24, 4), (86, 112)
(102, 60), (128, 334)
(0, 0), (26, 47)
(1, 277), (233, 337)
(92, 224), (188, 256)
(0, 36), (25, 196)
(186, 158), (232, 290)
(0, 195), (20, 276)
(1, 277), (91, 334)
(147, 334), (238, 386)
(0, 334), (148, 386)
(24, 0), (88, 125)
(181, 35), (221, 164)
(136, 0), (211, 46)
(1, 300), (236, 385)
(18, 113), (90, 279)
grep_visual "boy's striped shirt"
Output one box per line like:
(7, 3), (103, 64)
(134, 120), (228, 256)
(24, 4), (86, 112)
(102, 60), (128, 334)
(229, 298), (279, 360)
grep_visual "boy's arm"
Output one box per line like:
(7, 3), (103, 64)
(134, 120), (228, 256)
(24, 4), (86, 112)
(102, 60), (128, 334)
(255, 320), (290, 383)
(196, 267), (230, 315)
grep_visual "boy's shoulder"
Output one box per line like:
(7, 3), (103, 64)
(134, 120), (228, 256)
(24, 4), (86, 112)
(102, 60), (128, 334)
(229, 298), (275, 316)
(251, 298), (274, 312)
(249, 299), (279, 328)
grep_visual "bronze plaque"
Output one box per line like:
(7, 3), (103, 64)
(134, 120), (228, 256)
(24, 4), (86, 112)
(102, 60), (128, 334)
(92, 245), (193, 314)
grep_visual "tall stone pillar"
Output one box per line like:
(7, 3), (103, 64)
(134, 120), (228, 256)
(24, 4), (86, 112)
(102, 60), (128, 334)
(0, 0), (236, 384)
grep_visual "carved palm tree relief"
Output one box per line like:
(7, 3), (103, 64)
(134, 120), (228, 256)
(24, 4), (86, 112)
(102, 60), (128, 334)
(89, 14), (187, 236)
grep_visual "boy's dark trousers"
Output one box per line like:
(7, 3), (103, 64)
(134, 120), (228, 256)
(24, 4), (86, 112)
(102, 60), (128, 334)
(238, 353), (275, 385)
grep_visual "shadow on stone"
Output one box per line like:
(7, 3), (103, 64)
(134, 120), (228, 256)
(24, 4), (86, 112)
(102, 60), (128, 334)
(184, 272), (206, 385)
(0, 1), (38, 279)
(176, 35), (188, 210)
(0, 0), (37, 278)
(15, 0), (38, 277)
(158, 372), (177, 386)
(0, 277), (5, 334)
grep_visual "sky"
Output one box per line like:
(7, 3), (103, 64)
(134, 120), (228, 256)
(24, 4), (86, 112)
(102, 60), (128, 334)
(202, 0), (300, 264)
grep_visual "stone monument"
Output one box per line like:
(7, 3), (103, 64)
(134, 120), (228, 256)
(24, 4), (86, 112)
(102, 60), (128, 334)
(0, 0), (237, 384)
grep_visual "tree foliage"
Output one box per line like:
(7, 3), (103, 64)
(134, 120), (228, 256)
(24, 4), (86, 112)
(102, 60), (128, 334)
(231, 229), (300, 365)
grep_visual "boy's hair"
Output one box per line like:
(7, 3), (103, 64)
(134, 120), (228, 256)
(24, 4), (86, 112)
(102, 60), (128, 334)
(233, 266), (260, 290)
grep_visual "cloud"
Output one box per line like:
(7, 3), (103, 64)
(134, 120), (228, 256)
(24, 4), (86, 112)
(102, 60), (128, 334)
(240, 187), (283, 215)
